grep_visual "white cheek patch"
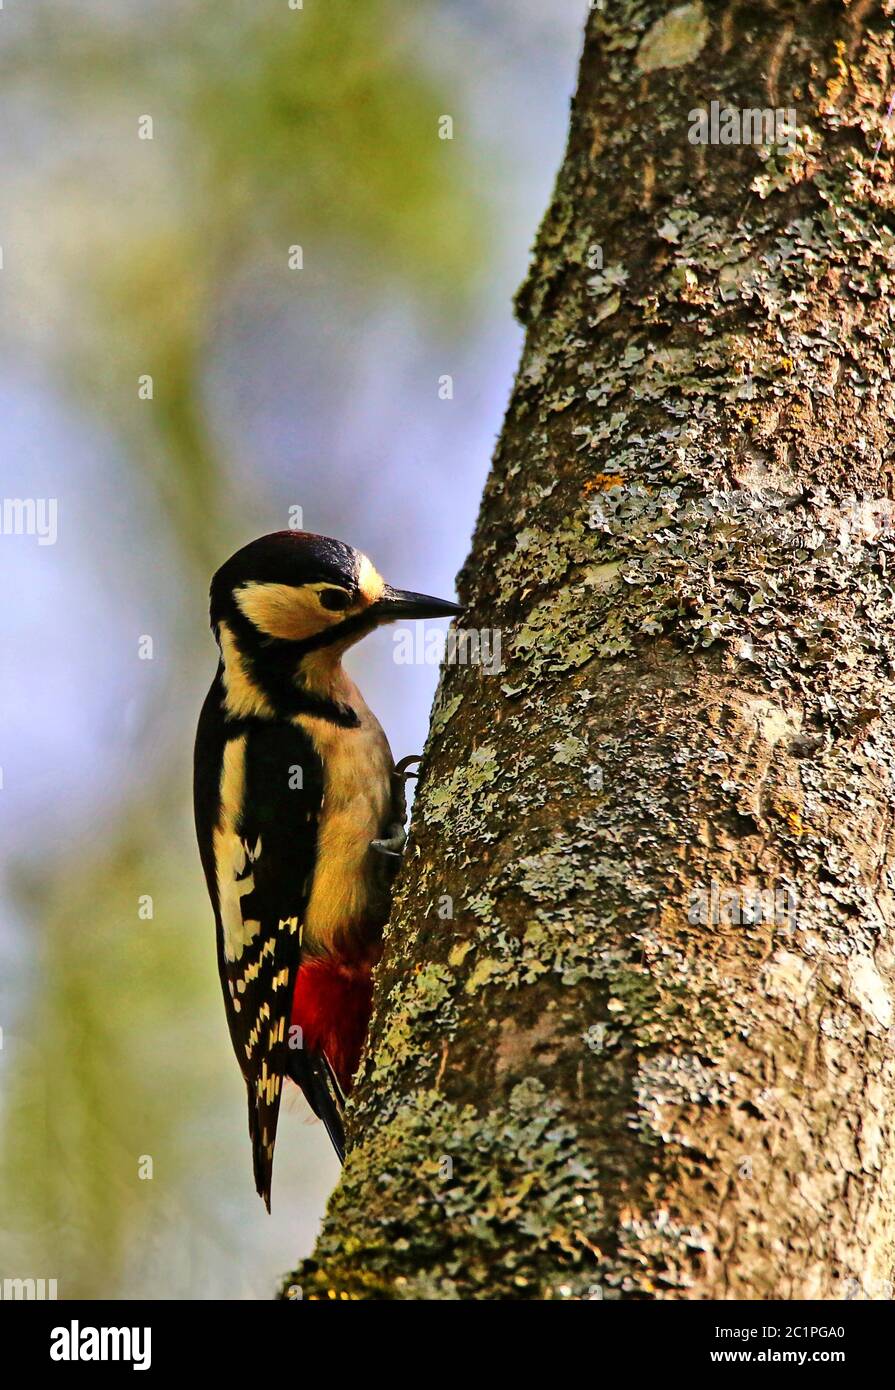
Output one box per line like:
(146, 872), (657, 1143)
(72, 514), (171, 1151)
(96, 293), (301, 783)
(234, 581), (322, 641)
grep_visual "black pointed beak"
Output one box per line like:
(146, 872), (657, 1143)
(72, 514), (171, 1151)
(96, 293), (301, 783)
(371, 586), (463, 620)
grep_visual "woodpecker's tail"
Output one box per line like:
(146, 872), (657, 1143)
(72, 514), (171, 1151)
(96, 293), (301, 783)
(246, 1086), (279, 1213)
(287, 1048), (346, 1164)
(248, 1054), (344, 1209)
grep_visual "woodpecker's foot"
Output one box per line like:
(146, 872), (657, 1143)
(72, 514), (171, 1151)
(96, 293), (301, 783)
(374, 755), (423, 857)
(370, 822), (407, 858)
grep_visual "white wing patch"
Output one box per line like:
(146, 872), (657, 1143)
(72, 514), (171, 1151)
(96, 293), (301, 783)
(215, 831), (262, 963)
(213, 733), (261, 962)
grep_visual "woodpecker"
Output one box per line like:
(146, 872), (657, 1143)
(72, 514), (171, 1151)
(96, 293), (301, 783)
(193, 530), (461, 1208)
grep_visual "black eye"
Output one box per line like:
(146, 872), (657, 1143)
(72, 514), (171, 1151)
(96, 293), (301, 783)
(319, 588), (351, 611)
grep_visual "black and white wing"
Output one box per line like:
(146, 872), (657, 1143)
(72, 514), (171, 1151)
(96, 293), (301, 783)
(195, 687), (324, 1207)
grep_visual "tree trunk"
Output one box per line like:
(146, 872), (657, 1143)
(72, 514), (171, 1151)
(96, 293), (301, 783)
(284, 0), (895, 1300)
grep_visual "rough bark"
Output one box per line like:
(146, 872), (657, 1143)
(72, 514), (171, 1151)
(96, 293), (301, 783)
(283, 0), (895, 1300)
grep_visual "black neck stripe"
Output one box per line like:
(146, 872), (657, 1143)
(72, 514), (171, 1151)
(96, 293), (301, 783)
(219, 610), (362, 728)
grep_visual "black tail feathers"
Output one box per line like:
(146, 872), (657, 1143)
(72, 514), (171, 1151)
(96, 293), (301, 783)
(248, 1050), (346, 1209)
(293, 1049), (346, 1164)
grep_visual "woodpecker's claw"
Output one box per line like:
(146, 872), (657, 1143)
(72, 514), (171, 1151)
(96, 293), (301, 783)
(372, 757), (423, 857)
(371, 822), (407, 858)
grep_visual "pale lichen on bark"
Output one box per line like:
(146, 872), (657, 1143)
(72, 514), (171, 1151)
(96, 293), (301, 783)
(284, 0), (895, 1300)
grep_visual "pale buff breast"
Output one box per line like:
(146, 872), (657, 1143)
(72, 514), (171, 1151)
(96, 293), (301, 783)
(295, 670), (394, 953)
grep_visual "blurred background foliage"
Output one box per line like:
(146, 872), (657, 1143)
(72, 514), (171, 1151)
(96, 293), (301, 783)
(0, 0), (583, 1296)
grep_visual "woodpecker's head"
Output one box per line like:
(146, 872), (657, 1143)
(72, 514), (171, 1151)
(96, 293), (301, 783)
(210, 532), (461, 706)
